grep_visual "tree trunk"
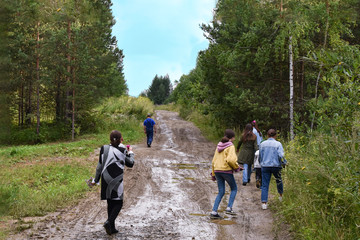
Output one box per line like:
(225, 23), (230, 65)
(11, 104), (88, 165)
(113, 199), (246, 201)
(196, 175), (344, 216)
(19, 78), (24, 126)
(72, 58), (75, 141)
(36, 21), (40, 137)
(66, 20), (72, 122)
(300, 59), (304, 103)
(289, 36), (294, 140)
(25, 72), (32, 125)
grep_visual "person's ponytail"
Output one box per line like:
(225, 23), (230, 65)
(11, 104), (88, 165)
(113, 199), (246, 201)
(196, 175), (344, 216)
(110, 130), (122, 146)
(221, 129), (235, 143)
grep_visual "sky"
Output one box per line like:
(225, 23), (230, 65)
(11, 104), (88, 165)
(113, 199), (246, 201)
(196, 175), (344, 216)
(111, 0), (216, 96)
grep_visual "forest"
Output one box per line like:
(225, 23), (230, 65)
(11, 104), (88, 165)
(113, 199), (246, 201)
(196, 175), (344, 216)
(0, 0), (359, 239)
(168, 0), (359, 239)
(0, 0), (127, 144)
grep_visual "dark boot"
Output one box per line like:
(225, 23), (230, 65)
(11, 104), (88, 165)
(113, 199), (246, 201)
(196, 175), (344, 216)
(103, 221), (112, 235)
(110, 222), (118, 234)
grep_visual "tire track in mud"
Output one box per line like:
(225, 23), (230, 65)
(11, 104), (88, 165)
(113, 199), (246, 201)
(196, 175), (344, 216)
(8, 110), (291, 240)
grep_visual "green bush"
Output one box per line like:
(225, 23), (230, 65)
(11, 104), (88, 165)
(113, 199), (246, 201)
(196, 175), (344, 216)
(0, 96), (154, 146)
(279, 129), (359, 240)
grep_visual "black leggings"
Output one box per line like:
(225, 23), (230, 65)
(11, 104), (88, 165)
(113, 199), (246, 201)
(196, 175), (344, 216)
(107, 199), (123, 227)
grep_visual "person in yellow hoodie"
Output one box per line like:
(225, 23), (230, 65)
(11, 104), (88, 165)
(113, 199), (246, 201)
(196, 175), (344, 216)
(210, 129), (243, 219)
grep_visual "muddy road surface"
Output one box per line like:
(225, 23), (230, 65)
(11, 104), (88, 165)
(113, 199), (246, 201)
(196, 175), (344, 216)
(10, 110), (291, 240)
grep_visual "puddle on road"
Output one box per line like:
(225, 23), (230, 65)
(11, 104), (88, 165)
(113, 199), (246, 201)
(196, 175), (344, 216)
(189, 213), (208, 217)
(172, 177), (195, 181)
(189, 213), (237, 225)
(172, 163), (198, 170)
(210, 219), (237, 225)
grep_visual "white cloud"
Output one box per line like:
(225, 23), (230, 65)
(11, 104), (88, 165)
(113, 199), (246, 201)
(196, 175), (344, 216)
(112, 0), (215, 96)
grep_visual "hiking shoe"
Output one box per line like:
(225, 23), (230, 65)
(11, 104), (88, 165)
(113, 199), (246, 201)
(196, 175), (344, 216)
(279, 196), (283, 202)
(256, 179), (261, 188)
(103, 221), (112, 235)
(242, 182), (247, 186)
(262, 203), (267, 210)
(210, 213), (222, 219)
(225, 209), (237, 215)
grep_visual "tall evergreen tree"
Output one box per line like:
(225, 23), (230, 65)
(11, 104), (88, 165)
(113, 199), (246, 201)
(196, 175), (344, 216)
(3, 0), (128, 144)
(147, 74), (172, 105)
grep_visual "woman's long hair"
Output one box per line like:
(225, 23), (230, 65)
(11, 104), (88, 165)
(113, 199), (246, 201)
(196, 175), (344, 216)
(241, 124), (256, 142)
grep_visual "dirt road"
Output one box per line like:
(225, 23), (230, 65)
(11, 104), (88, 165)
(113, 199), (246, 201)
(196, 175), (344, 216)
(10, 110), (291, 240)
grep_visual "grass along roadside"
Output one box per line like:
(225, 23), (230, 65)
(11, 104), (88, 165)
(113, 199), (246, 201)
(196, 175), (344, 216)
(0, 125), (144, 238)
(0, 98), (153, 238)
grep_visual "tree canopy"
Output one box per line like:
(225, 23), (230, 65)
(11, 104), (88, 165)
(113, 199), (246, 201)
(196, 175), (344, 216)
(170, 0), (360, 135)
(1, 0), (127, 143)
(145, 74), (172, 105)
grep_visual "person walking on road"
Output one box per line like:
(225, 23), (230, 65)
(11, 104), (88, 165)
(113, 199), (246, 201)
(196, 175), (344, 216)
(210, 129), (243, 219)
(143, 114), (156, 147)
(259, 129), (284, 210)
(252, 120), (263, 147)
(236, 124), (258, 186)
(91, 130), (135, 235)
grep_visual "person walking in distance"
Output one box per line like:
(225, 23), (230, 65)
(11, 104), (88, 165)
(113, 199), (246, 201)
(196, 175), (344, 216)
(236, 124), (258, 186)
(143, 114), (156, 147)
(252, 120), (263, 147)
(259, 129), (284, 210)
(210, 129), (243, 219)
(91, 130), (135, 235)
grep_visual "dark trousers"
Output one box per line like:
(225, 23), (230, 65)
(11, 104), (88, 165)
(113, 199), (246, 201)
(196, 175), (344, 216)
(146, 130), (154, 146)
(107, 199), (123, 228)
(255, 168), (262, 184)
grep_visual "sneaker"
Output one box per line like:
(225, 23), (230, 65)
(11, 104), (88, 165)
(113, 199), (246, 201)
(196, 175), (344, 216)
(279, 196), (283, 202)
(242, 182), (247, 186)
(262, 203), (267, 210)
(225, 209), (237, 215)
(256, 179), (261, 188)
(210, 213), (222, 219)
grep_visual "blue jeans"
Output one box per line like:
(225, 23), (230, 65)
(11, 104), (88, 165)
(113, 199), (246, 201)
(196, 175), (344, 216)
(261, 167), (283, 203)
(242, 163), (252, 183)
(146, 130), (154, 146)
(212, 172), (238, 212)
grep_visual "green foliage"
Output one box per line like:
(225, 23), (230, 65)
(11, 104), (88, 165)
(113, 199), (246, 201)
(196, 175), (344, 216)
(277, 129), (359, 239)
(95, 96), (154, 127)
(146, 74), (172, 105)
(0, 95), (150, 238)
(2, 0), (128, 143)
(169, 2), (360, 239)
(0, 162), (92, 217)
(171, 0), (360, 137)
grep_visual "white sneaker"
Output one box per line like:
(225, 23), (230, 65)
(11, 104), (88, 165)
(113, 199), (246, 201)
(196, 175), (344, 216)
(262, 203), (267, 210)
(279, 196), (283, 202)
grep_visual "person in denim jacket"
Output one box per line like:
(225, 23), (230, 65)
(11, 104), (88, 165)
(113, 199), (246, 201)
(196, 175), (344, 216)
(259, 129), (284, 210)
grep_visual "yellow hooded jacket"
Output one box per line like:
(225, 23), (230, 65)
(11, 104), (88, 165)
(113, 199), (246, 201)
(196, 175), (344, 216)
(211, 143), (239, 176)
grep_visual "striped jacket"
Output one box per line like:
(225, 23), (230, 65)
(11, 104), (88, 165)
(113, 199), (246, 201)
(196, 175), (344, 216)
(94, 144), (134, 200)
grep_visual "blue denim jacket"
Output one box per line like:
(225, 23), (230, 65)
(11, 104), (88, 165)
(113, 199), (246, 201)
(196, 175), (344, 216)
(259, 138), (284, 167)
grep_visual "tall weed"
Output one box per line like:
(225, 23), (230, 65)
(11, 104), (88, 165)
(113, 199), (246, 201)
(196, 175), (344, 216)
(276, 128), (359, 239)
